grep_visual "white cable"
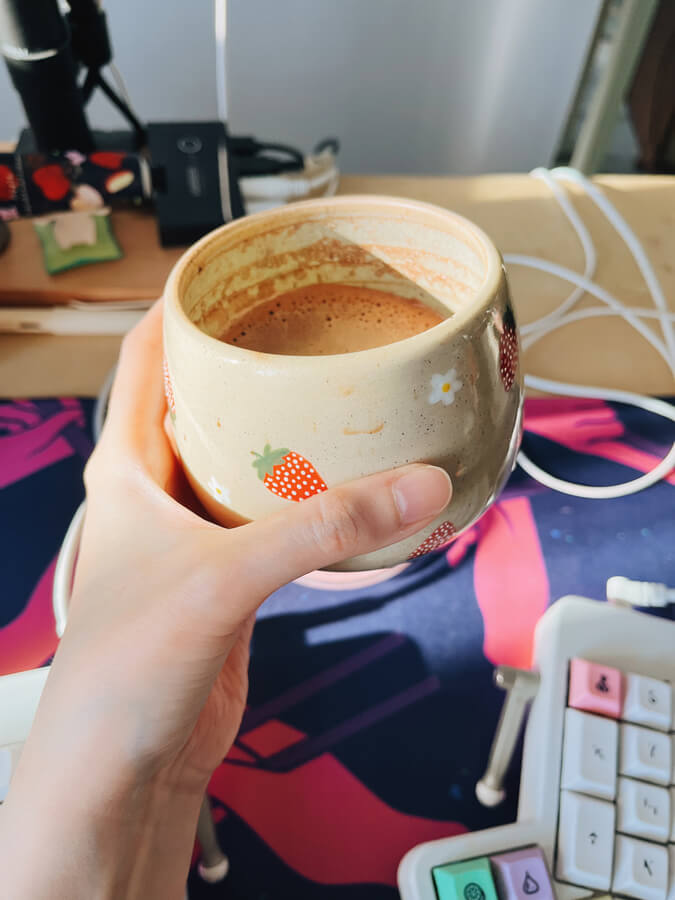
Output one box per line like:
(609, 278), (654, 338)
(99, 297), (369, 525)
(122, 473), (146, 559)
(505, 255), (671, 360)
(607, 576), (675, 608)
(324, 169), (340, 198)
(240, 151), (340, 214)
(520, 304), (675, 361)
(509, 168), (675, 499)
(240, 157), (339, 201)
(518, 375), (675, 499)
(525, 307), (675, 333)
(214, 0), (228, 123)
(92, 364), (116, 442)
(52, 501), (85, 637)
(524, 374), (675, 421)
(552, 167), (675, 364)
(520, 168), (597, 336)
(109, 63), (136, 116)
(53, 366), (116, 634)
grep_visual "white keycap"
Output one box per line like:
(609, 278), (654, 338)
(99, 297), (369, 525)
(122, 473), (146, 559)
(560, 708), (618, 800)
(670, 786), (675, 842)
(612, 835), (669, 900)
(667, 845), (675, 900)
(624, 674), (672, 732)
(620, 724), (672, 785)
(617, 776), (670, 842)
(0, 747), (12, 802)
(556, 790), (615, 890)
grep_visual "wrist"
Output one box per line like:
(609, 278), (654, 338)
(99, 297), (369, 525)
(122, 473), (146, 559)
(1, 668), (209, 900)
(1, 760), (204, 900)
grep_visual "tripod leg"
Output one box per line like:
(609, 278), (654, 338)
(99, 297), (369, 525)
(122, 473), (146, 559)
(475, 666), (540, 807)
(196, 794), (229, 883)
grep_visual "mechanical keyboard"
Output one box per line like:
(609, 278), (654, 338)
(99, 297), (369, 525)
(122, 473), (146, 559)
(398, 595), (675, 900)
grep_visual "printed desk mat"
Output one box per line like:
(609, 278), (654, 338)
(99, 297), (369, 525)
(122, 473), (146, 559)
(1, 397), (673, 899)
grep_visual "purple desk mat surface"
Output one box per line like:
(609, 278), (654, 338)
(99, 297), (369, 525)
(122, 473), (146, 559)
(1, 395), (673, 899)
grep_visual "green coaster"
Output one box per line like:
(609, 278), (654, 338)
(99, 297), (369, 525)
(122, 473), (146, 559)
(33, 209), (122, 274)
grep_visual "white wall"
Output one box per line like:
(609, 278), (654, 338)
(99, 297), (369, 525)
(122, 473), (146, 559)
(0, 0), (602, 174)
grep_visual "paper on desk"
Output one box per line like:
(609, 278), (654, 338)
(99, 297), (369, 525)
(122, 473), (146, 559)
(67, 299), (155, 311)
(0, 301), (153, 335)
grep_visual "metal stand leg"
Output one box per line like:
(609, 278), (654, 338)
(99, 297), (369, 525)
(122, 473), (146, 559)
(196, 793), (230, 883)
(475, 666), (540, 807)
(570, 0), (659, 174)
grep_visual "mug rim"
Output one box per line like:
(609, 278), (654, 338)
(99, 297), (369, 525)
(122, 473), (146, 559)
(164, 194), (504, 368)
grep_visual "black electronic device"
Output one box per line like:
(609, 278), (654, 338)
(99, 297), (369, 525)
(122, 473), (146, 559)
(0, 220), (9, 255)
(0, 0), (245, 246)
(0, 0), (94, 151)
(0, 0), (143, 153)
(0, 0), (319, 248)
(147, 122), (244, 246)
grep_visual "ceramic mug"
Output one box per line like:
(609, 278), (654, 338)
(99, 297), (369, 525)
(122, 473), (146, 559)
(163, 195), (523, 571)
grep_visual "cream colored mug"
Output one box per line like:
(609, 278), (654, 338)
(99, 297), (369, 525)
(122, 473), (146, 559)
(163, 196), (523, 571)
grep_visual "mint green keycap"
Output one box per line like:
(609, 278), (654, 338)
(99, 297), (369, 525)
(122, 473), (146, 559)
(432, 856), (500, 900)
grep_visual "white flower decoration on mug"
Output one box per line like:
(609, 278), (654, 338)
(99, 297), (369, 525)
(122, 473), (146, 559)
(207, 475), (231, 505)
(428, 368), (463, 406)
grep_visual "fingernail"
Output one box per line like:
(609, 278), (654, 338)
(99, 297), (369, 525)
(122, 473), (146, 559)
(392, 466), (452, 525)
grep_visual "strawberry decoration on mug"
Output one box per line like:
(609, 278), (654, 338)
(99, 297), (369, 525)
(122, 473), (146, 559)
(252, 445), (327, 501)
(497, 303), (519, 391)
(408, 521), (456, 559)
(163, 357), (176, 421)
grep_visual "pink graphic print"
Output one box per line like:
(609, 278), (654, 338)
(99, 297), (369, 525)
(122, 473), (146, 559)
(0, 400), (86, 489)
(0, 556), (58, 674)
(209, 719), (466, 887)
(472, 497), (549, 669)
(524, 397), (675, 485)
(0, 400), (89, 672)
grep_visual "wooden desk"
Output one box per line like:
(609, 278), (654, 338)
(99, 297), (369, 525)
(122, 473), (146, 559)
(1, 174), (673, 397)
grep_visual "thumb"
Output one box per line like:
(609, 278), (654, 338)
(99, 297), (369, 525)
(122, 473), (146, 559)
(226, 463), (452, 599)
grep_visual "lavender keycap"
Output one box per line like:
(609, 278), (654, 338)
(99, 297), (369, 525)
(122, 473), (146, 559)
(490, 847), (554, 900)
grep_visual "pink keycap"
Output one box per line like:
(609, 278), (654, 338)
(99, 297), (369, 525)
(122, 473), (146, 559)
(568, 658), (623, 718)
(490, 846), (555, 900)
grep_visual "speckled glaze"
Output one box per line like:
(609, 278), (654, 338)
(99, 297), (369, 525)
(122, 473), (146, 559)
(163, 195), (523, 570)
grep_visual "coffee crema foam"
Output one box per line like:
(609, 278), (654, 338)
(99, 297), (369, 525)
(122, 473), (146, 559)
(218, 283), (446, 355)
